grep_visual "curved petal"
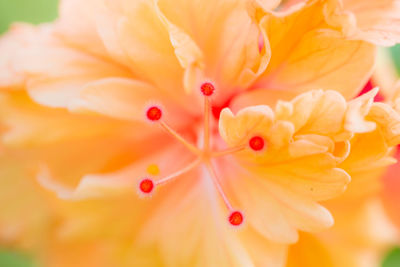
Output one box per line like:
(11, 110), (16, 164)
(68, 78), (198, 122)
(5, 25), (132, 108)
(55, 0), (195, 110)
(219, 105), (275, 146)
(251, 1), (375, 100)
(158, 0), (270, 102)
(0, 91), (134, 147)
(324, 0), (400, 46)
(218, 89), (400, 243)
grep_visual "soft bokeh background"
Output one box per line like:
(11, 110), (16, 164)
(0, 0), (399, 266)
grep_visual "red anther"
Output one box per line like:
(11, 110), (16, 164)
(229, 211), (244, 226)
(146, 106), (162, 121)
(139, 178), (154, 194)
(249, 136), (265, 151)
(201, 82), (215, 96)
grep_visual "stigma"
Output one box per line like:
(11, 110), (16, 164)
(146, 106), (162, 121)
(139, 178), (154, 194)
(249, 136), (265, 151)
(141, 82), (259, 227)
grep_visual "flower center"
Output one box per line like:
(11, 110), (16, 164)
(140, 82), (259, 227)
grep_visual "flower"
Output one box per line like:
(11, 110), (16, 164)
(1, 0), (400, 266)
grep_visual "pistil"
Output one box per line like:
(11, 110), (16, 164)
(141, 82), (252, 227)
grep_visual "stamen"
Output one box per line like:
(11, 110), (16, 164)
(228, 210), (244, 226)
(159, 121), (201, 155)
(146, 106), (162, 121)
(211, 145), (246, 158)
(200, 82), (215, 151)
(139, 178), (154, 194)
(200, 82), (215, 96)
(141, 86), (247, 227)
(204, 97), (211, 151)
(155, 158), (201, 186)
(206, 162), (236, 213)
(249, 136), (265, 151)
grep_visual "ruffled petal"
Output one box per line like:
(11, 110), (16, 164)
(248, 1), (375, 102)
(218, 89), (400, 243)
(324, 0), (400, 46)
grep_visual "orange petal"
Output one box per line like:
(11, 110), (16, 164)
(251, 1), (375, 100)
(68, 78), (198, 122)
(158, 0), (269, 101)
(6, 26), (132, 108)
(0, 91), (132, 146)
(325, 0), (400, 46)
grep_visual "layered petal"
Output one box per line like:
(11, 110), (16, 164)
(219, 89), (400, 244)
(0, 23), (132, 108)
(68, 78), (197, 123)
(233, 0), (375, 110)
(57, 0), (185, 93)
(324, 0), (400, 46)
(158, 0), (270, 102)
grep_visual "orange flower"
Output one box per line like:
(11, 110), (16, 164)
(1, 0), (400, 266)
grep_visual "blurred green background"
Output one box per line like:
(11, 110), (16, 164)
(0, 0), (58, 33)
(0, 0), (399, 267)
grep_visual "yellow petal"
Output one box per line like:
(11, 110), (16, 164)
(287, 232), (334, 267)
(345, 87), (378, 133)
(368, 102), (400, 146)
(218, 88), (400, 244)
(219, 105), (275, 147)
(276, 90), (347, 136)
